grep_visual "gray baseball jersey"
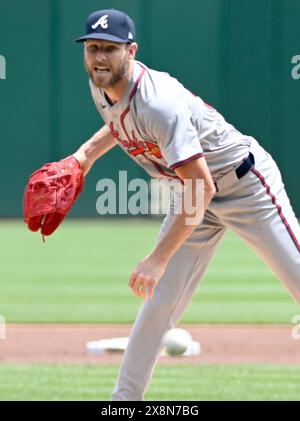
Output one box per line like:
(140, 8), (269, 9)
(89, 60), (251, 181)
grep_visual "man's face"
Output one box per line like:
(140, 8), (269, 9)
(84, 39), (134, 89)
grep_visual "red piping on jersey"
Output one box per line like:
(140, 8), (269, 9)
(170, 153), (204, 170)
(188, 89), (214, 110)
(119, 64), (180, 181)
(251, 167), (300, 253)
(120, 67), (146, 141)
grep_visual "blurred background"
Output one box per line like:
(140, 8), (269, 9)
(0, 0), (299, 217)
(0, 0), (300, 402)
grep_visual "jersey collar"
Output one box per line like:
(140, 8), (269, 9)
(99, 61), (142, 111)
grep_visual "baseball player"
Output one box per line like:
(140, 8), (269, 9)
(72, 9), (300, 400)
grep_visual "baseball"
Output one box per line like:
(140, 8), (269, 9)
(162, 328), (192, 356)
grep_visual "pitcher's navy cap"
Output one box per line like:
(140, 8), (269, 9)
(75, 9), (136, 43)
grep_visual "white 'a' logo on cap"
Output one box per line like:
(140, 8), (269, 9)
(91, 15), (109, 30)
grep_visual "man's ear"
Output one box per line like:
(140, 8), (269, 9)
(128, 42), (138, 59)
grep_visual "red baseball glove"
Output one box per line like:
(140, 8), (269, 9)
(23, 155), (84, 238)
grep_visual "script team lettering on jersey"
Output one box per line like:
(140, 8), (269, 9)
(109, 122), (162, 159)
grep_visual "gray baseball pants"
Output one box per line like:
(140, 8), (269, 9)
(111, 137), (300, 401)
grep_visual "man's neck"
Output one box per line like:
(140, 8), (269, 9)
(104, 61), (134, 105)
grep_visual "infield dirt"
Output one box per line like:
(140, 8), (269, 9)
(0, 324), (299, 365)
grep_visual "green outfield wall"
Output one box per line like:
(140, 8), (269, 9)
(0, 0), (299, 217)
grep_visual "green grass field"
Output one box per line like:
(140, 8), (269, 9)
(0, 220), (298, 324)
(1, 220), (299, 401)
(0, 364), (299, 401)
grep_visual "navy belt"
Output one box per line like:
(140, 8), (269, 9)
(235, 152), (255, 179)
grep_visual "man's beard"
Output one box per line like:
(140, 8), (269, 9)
(86, 56), (129, 89)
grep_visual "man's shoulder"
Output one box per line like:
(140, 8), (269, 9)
(139, 96), (181, 116)
(136, 63), (186, 114)
(137, 62), (182, 100)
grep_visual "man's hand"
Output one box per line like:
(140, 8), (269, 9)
(129, 254), (168, 300)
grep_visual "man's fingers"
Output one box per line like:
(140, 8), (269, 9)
(129, 274), (143, 294)
(139, 285), (149, 300)
(129, 271), (138, 288)
(137, 281), (156, 300)
(130, 271), (146, 291)
(129, 269), (157, 300)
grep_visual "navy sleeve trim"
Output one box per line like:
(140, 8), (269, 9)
(170, 153), (204, 170)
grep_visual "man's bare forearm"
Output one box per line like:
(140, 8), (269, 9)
(150, 184), (215, 265)
(129, 181), (215, 299)
(73, 125), (117, 175)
